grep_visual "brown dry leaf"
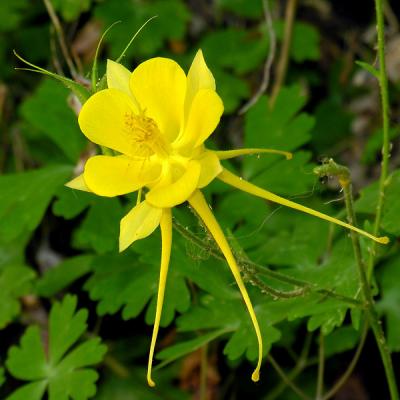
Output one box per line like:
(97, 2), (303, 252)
(72, 20), (102, 64)
(386, 34), (400, 83)
(179, 348), (220, 400)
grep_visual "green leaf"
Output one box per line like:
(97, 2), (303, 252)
(247, 207), (330, 268)
(251, 151), (316, 196)
(73, 198), (124, 254)
(177, 295), (281, 362)
(20, 80), (86, 161)
(310, 98), (352, 151)
(6, 295), (107, 400)
(284, 239), (359, 335)
(275, 21), (320, 63)
(156, 329), (227, 365)
(216, 0), (263, 18)
(0, 367), (5, 387)
(36, 255), (94, 297)
(355, 169), (400, 236)
(324, 326), (360, 357)
(213, 68), (249, 114)
(97, 369), (189, 400)
(0, 232), (30, 269)
(53, 186), (94, 219)
(7, 381), (47, 400)
(200, 28), (268, 74)
(0, 165), (72, 242)
(0, 0), (28, 32)
(84, 226), (246, 326)
(50, 0), (91, 22)
(362, 127), (399, 165)
(84, 234), (191, 325)
(377, 256), (400, 351)
(243, 86), (314, 178)
(356, 60), (379, 79)
(94, 0), (190, 59)
(0, 265), (36, 329)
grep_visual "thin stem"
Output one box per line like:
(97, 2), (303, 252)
(42, 0), (77, 78)
(269, 0), (298, 106)
(266, 333), (313, 400)
(342, 181), (398, 400)
(316, 331), (325, 400)
(368, 0), (392, 282)
(314, 159), (398, 399)
(199, 344), (208, 400)
(364, 4), (398, 396)
(268, 354), (312, 400)
(103, 354), (130, 378)
(239, 0), (276, 114)
(322, 320), (368, 400)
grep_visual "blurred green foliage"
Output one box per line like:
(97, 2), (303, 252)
(1, 0), (399, 399)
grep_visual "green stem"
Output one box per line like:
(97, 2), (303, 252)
(269, 0), (298, 106)
(342, 182), (398, 400)
(268, 354), (311, 400)
(322, 320), (368, 400)
(366, 2), (397, 396)
(266, 333), (313, 400)
(316, 331), (325, 400)
(368, 0), (392, 281)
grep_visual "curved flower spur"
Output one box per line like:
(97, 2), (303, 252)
(66, 50), (389, 386)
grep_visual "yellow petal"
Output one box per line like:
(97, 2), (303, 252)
(78, 88), (140, 156)
(218, 168), (389, 245)
(119, 201), (162, 252)
(197, 151), (222, 188)
(107, 60), (131, 95)
(185, 49), (216, 117)
(130, 58), (186, 142)
(215, 148), (292, 160)
(65, 174), (91, 192)
(84, 155), (161, 197)
(146, 160), (201, 208)
(176, 89), (224, 149)
(188, 190), (263, 382)
(147, 208), (172, 387)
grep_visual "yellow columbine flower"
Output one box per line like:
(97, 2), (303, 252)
(66, 50), (388, 386)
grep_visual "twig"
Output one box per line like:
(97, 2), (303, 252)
(239, 0), (276, 114)
(269, 0), (298, 106)
(42, 0), (77, 78)
(49, 25), (64, 76)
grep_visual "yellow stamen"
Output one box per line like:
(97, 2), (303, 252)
(218, 168), (389, 244)
(124, 111), (169, 158)
(215, 148), (292, 160)
(188, 190), (263, 382)
(147, 208), (172, 387)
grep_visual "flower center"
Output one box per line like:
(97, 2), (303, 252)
(124, 112), (169, 158)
